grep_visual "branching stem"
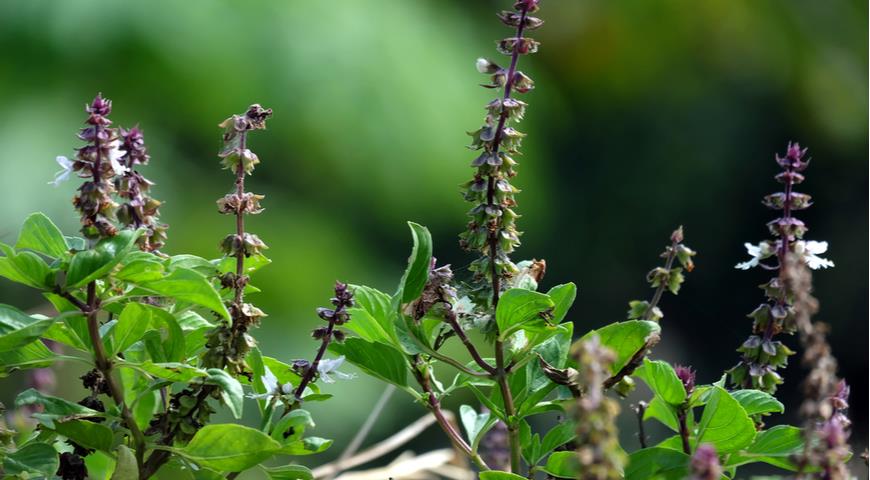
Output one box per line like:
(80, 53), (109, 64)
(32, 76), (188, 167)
(413, 356), (489, 471)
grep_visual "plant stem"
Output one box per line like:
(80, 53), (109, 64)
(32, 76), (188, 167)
(233, 133), (247, 307)
(442, 302), (496, 375)
(413, 357), (489, 471)
(635, 402), (648, 448)
(642, 236), (679, 321)
(293, 316), (334, 401)
(677, 409), (691, 455)
(84, 281), (147, 468)
(495, 340), (521, 473)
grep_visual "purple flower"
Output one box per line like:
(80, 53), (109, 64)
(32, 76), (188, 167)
(674, 364), (695, 395)
(690, 444), (722, 480)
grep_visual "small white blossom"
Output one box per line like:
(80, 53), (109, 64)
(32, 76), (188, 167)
(247, 366), (293, 400)
(796, 240), (834, 270)
(317, 356), (354, 384)
(735, 241), (774, 270)
(735, 240), (834, 270)
(49, 156), (74, 187)
(107, 139), (129, 176)
(475, 57), (500, 74)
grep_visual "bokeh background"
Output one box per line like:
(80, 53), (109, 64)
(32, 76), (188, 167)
(0, 0), (865, 477)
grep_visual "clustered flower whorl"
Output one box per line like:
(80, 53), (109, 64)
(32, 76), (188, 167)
(783, 253), (851, 478)
(116, 126), (168, 251)
(459, 0), (543, 303)
(71, 94), (122, 240)
(730, 142), (833, 394)
(572, 337), (625, 480)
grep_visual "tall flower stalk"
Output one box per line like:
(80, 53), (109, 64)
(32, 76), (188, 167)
(60, 94), (147, 473)
(213, 104), (272, 375)
(458, 1), (543, 472)
(142, 105), (272, 477)
(729, 142), (833, 393)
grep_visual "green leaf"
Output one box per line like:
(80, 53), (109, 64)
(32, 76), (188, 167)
(540, 451), (579, 478)
(122, 361), (208, 382)
(644, 396), (679, 431)
(116, 255), (166, 283)
(730, 389), (784, 416)
(112, 303), (152, 355)
(262, 356), (304, 389)
(344, 307), (392, 344)
(215, 253), (271, 275)
(3, 442), (59, 476)
(0, 340), (58, 374)
(0, 304), (55, 350)
(579, 320), (660, 375)
(540, 422), (577, 460)
(459, 405), (491, 450)
(15, 213), (69, 258)
(635, 359), (686, 406)
(496, 288), (554, 338)
(278, 437), (332, 456)
(626, 447), (690, 480)
(15, 388), (101, 427)
(726, 425), (805, 471)
(479, 472), (527, 480)
(66, 229), (140, 288)
(328, 338), (407, 387)
(397, 222), (432, 303)
(206, 368), (244, 419)
(0, 243), (54, 289)
(546, 283), (577, 323)
(168, 254), (217, 276)
(111, 445), (138, 480)
(351, 285), (395, 341)
(261, 465), (314, 480)
(54, 419), (114, 452)
(695, 386), (756, 453)
(271, 410), (316, 443)
(139, 267), (230, 320)
(147, 305), (186, 362)
(176, 311), (215, 331)
(176, 424), (281, 471)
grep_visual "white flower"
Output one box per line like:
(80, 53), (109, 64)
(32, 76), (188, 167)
(317, 356), (354, 384)
(247, 366), (293, 400)
(49, 156), (74, 187)
(107, 139), (129, 176)
(796, 240), (834, 270)
(476, 57), (497, 74)
(735, 241), (774, 270)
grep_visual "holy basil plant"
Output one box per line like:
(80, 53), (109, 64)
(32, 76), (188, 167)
(0, 100), (347, 480)
(0, 1), (854, 479)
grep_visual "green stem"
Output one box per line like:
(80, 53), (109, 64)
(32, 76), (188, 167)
(84, 281), (147, 469)
(495, 339), (521, 474)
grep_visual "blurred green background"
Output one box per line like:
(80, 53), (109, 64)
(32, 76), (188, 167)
(0, 0), (866, 476)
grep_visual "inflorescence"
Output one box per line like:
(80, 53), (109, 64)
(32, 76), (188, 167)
(460, 0), (543, 304)
(729, 142), (833, 393)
